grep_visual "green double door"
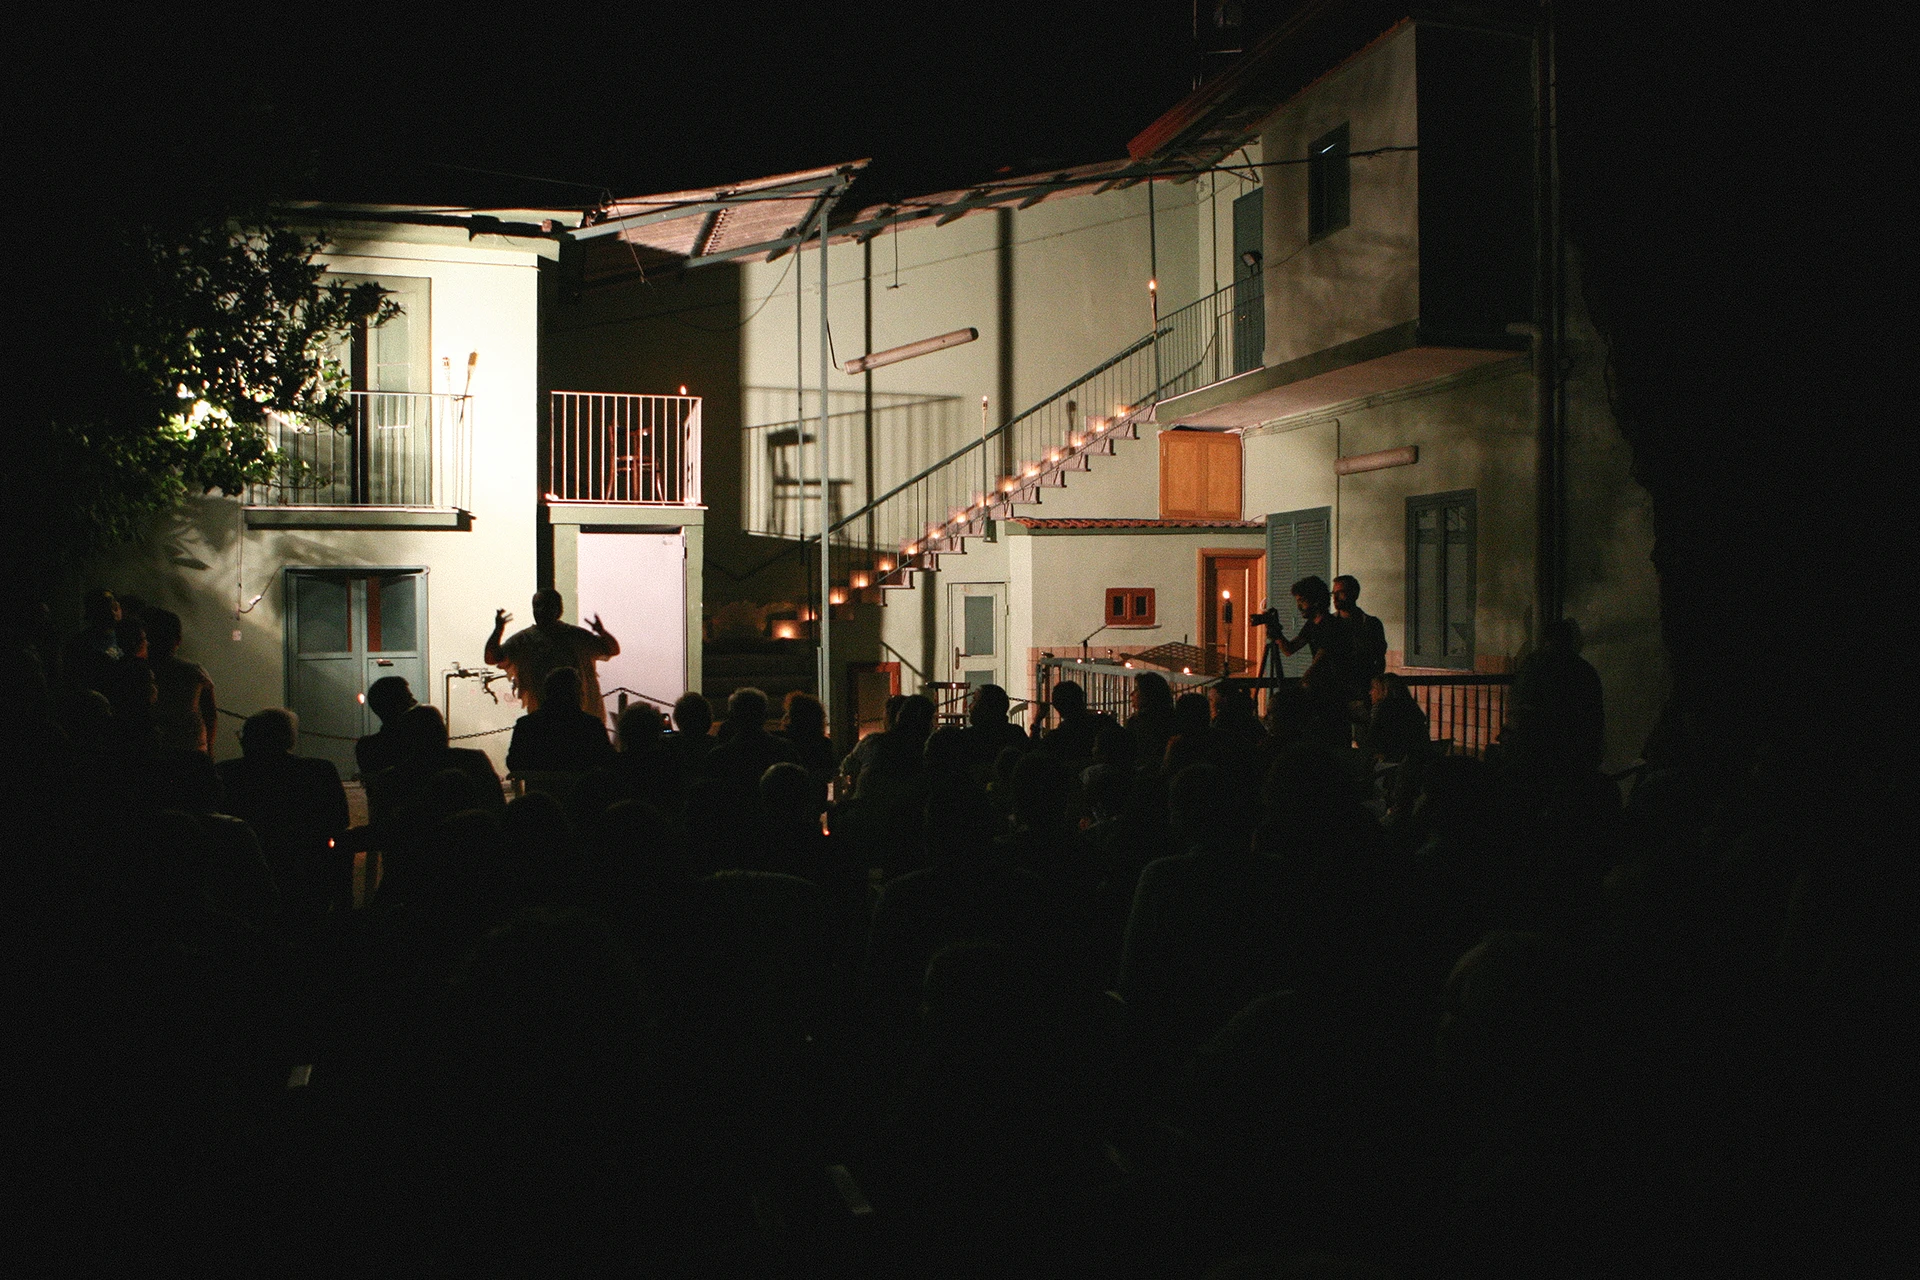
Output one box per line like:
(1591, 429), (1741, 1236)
(286, 569), (427, 777)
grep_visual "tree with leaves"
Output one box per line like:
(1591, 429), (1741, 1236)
(7, 216), (394, 596)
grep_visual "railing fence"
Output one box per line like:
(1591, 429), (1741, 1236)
(549, 392), (701, 506)
(250, 391), (472, 510)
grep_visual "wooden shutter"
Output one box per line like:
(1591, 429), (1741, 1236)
(1160, 430), (1242, 519)
(1264, 506), (1331, 678)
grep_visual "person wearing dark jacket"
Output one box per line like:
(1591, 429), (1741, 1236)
(217, 708), (350, 917)
(355, 675), (417, 778)
(506, 667), (616, 774)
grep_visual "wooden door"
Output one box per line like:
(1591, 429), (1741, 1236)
(1201, 551), (1265, 676)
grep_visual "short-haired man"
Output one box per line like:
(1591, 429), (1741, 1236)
(217, 708), (350, 916)
(1270, 574), (1357, 745)
(485, 588), (620, 721)
(1332, 575), (1388, 685)
(356, 675), (417, 777)
(1332, 574), (1389, 740)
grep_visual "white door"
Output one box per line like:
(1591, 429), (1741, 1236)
(946, 582), (1008, 692)
(576, 530), (686, 728)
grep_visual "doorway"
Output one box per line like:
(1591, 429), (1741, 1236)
(1200, 551), (1265, 676)
(847, 661), (902, 743)
(946, 582), (1008, 692)
(575, 530), (687, 727)
(285, 569), (428, 777)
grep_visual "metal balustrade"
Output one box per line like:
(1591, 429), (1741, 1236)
(249, 392), (472, 510)
(1033, 657), (1218, 728)
(549, 392), (702, 506)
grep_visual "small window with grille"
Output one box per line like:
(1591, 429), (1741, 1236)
(1106, 587), (1156, 628)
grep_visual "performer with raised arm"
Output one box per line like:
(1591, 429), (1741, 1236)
(484, 588), (620, 721)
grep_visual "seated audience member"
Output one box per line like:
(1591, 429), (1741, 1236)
(588, 701), (680, 815)
(955, 683), (1030, 783)
(864, 786), (1050, 1031)
(367, 703), (505, 832)
(145, 608), (217, 755)
(1504, 616), (1606, 782)
(1037, 679), (1111, 765)
(665, 691), (715, 773)
(776, 690), (839, 786)
(705, 687), (801, 797)
(506, 667), (616, 775)
(64, 588), (123, 693)
(217, 708), (351, 917)
(1126, 672), (1178, 773)
(1367, 672), (1431, 762)
(1119, 762), (1288, 1058)
(839, 693), (907, 793)
(356, 675), (417, 777)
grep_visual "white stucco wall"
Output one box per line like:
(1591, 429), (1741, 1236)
(1260, 22), (1419, 366)
(1243, 360), (1537, 672)
(99, 230), (548, 774)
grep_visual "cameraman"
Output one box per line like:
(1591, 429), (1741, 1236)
(1263, 574), (1358, 747)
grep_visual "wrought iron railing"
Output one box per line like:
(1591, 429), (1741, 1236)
(250, 391), (472, 510)
(549, 392), (701, 506)
(737, 275), (1265, 598)
(1154, 270), (1263, 399)
(815, 333), (1164, 589)
(1032, 657), (1219, 729)
(1401, 674), (1512, 758)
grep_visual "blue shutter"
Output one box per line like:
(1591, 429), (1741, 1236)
(1266, 506), (1331, 678)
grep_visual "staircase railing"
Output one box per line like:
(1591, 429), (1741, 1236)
(819, 331), (1162, 591)
(760, 275), (1263, 597)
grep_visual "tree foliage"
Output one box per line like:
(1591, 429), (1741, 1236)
(29, 219), (396, 557)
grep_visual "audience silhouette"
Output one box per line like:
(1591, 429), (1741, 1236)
(16, 584), (1893, 1278)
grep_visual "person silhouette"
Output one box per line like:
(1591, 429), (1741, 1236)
(485, 589), (620, 721)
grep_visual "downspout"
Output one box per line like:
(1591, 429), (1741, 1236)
(1530, 1), (1564, 634)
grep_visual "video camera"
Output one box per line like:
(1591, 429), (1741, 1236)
(1250, 606), (1285, 630)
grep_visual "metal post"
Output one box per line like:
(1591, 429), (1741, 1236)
(1148, 179), (1162, 394)
(817, 191), (840, 727)
(980, 396), (990, 509)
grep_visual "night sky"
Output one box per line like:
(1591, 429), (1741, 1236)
(23, 4), (1196, 212)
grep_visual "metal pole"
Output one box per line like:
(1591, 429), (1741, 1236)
(818, 191), (840, 728)
(1148, 179), (1162, 394)
(980, 396), (990, 508)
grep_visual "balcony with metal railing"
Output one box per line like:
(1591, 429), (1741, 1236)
(548, 391), (702, 507)
(246, 391), (473, 520)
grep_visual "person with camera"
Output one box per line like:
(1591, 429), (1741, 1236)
(1261, 574), (1359, 748)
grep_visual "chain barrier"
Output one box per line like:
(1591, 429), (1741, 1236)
(217, 705), (513, 742)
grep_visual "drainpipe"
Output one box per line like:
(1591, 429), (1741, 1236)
(1526, 1), (1564, 634)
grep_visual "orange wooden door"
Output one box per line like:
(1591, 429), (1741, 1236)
(1202, 552), (1265, 675)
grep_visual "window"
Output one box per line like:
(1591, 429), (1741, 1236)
(1308, 122), (1350, 241)
(327, 274), (431, 392)
(1159, 428), (1242, 519)
(1405, 490), (1476, 669)
(1105, 587), (1156, 628)
(1265, 506), (1330, 678)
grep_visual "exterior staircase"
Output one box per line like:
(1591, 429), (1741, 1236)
(746, 274), (1257, 612)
